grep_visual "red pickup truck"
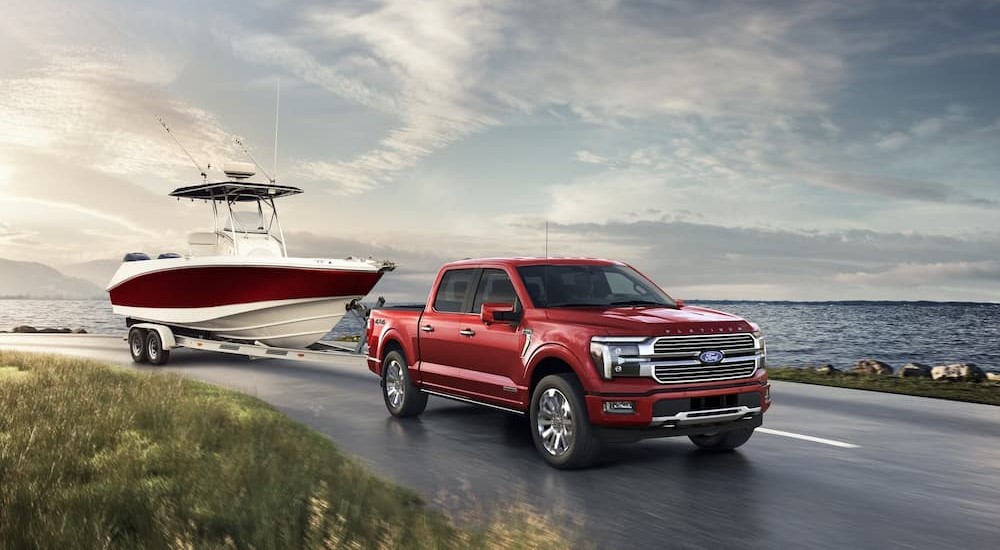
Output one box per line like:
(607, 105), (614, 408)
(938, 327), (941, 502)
(365, 257), (770, 468)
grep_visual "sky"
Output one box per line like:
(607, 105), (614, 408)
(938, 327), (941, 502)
(1, 0), (999, 302)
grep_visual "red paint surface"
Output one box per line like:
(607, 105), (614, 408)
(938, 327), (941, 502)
(109, 265), (383, 308)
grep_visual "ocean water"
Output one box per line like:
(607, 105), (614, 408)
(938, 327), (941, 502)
(1, 299), (997, 371)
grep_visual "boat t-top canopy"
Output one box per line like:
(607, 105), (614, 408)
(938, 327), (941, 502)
(169, 182), (303, 202)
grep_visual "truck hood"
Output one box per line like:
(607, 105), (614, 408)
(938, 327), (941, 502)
(542, 305), (754, 335)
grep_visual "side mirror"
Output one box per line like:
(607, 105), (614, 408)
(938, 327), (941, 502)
(481, 302), (521, 325)
(674, 298), (686, 308)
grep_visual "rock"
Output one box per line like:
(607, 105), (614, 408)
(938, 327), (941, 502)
(931, 363), (985, 382)
(898, 363), (932, 378)
(12, 325), (38, 333)
(853, 359), (894, 376)
(986, 372), (1000, 382)
(37, 327), (71, 334)
(813, 364), (841, 375)
(71, 328), (88, 334)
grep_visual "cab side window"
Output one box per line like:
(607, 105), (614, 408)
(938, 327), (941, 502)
(433, 269), (477, 313)
(471, 269), (518, 313)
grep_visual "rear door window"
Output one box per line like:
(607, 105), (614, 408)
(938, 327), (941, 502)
(432, 269), (477, 313)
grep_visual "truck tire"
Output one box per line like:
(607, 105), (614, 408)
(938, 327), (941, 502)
(382, 350), (427, 417)
(128, 327), (147, 363)
(689, 427), (755, 451)
(145, 329), (170, 366)
(530, 374), (601, 469)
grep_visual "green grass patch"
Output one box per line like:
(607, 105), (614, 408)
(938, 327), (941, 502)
(768, 367), (1000, 406)
(0, 351), (572, 549)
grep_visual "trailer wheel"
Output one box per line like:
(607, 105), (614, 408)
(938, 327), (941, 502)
(128, 328), (147, 363)
(382, 350), (427, 417)
(145, 330), (170, 366)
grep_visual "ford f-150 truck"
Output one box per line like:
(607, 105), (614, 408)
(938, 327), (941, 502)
(365, 257), (770, 468)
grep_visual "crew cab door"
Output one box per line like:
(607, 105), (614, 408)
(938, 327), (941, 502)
(464, 268), (526, 406)
(417, 267), (526, 407)
(416, 268), (480, 392)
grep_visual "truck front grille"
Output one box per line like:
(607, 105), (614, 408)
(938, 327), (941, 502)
(652, 333), (755, 355)
(648, 333), (759, 384)
(652, 360), (758, 384)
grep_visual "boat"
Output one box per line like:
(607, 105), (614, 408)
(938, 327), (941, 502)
(107, 166), (394, 348)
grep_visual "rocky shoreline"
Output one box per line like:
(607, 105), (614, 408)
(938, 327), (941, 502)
(0, 325), (89, 334)
(808, 359), (1000, 382)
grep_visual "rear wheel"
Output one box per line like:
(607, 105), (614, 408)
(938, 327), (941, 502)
(128, 328), (147, 363)
(530, 374), (600, 469)
(689, 427), (755, 451)
(145, 330), (170, 366)
(382, 350), (427, 417)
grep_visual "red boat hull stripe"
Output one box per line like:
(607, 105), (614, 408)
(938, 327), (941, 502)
(109, 266), (383, 308)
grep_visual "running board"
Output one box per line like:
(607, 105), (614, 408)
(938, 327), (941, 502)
(421, 389), (526, 416)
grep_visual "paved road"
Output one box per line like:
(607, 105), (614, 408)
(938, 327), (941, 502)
(2, 334), (998, 549)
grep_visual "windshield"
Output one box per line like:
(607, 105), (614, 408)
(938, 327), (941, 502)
(516, 264), (676, 308)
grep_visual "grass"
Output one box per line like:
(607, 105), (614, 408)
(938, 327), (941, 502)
(768, 367), (1000, 406)
(0, 351), (572, 549)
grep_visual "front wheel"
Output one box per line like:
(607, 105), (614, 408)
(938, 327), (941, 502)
(382, 351), (427, 417)
(689, 427), (755, 451)
(530, 374), (600, 469)
(128, 328), (147, 363)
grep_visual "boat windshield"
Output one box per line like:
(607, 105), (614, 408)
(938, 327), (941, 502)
(225, 207), (267, 234)
(516, 264), (677, 308)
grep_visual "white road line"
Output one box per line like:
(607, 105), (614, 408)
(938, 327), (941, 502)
(757, 428), (860, 449)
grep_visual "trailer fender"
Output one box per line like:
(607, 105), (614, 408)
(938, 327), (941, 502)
(130, 323), (177, 349)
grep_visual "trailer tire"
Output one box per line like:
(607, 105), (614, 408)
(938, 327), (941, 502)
(382, 350), (427, 417)
(128, 327), (147, 363)
(145, 329), (170, 366)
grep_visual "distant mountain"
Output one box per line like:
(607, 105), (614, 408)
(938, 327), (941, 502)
(60, 259), (121, 289)
(0, 258), (104, 299)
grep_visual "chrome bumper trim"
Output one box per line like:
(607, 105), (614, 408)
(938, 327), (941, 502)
(650, 406), (762, 426)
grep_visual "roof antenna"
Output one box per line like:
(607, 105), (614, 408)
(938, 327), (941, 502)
(273, 76), (280, 183)
(545, 220), (549, 258)
(156, 116), (207, 181)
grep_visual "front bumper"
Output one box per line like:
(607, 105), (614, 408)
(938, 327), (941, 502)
(584, 371), (770, 435)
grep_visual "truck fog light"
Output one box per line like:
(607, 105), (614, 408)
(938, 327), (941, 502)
(603, 401), (635, 414)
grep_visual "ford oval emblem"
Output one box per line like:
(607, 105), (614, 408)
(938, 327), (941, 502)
(699, 350), (724, 364)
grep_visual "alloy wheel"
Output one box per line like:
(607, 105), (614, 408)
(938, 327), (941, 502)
(536, 388), (575, 456)
(385, 359), (405, 409)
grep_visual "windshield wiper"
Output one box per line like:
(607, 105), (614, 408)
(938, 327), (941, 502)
(545, 302), (608, 308)
(609, 300), (670, 307)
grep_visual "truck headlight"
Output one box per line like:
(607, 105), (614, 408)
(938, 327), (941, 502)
(753, 330), (767, 368)
(590, 341), (642, 379)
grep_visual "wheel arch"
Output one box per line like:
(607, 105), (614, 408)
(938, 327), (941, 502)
(525, 344), (586, 399)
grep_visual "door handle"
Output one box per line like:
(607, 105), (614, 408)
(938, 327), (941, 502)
(459, 328), (475, 337)
(420, 325), (434, 333)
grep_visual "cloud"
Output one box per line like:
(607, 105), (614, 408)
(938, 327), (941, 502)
(220, 0), (854, 194)
(799, 171), (998, 207)
(575, 150), (610, 165)
(533, 219), (1000, 300)
(833, 261), (1000, 286)
(875, 132), (910, 151)
(0, 51), (237, 179)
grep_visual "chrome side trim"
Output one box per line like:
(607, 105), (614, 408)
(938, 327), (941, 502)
(421, 389), (526, 415)
(651, 406), (761, 426)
